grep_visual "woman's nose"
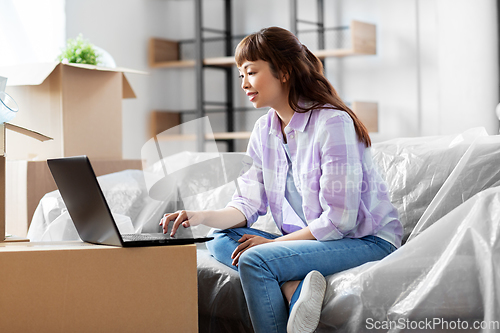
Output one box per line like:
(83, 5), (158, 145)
(241, 77), (249, 90)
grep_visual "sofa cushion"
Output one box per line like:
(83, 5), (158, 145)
(371, 127), (487, 243)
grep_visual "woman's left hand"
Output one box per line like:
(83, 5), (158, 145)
(231, 234), (274, 267)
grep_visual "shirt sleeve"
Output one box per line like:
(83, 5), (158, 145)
(226, 121), (268, 226)
(307, 113), (363, 241)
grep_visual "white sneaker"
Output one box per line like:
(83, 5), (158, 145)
(287, 270), (327, 333)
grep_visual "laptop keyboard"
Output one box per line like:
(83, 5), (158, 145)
(122, 233), (171, 241)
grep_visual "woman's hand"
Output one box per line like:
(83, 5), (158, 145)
(231, 234), (274, 267)
(159, 210), (204, 237)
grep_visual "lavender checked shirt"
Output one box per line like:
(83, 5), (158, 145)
(227, 107), (403, 247)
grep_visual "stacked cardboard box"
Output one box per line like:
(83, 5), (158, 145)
(0, 63), (144, 238)
(0, 123), (52, 241)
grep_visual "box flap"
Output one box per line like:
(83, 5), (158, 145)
(0, 63), (60, 86)
(122, 74), (136, 99)
(1, 123), (52, 157)
(5, 123), (53, 142)
(64, 63), (148, 75)
(0, 62), (147, 87)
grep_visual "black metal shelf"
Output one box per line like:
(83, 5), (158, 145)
(150, 0), (377, 151)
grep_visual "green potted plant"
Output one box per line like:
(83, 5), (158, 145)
(57, 34), (101, 65)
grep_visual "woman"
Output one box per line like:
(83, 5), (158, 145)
(160, 27), (403, 333)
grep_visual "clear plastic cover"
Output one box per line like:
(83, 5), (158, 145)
(408, 133), (500, 241)
(317, 185), (500, 332)
(371, 127), (488, 243)
(28, 128), (500, 332)
(27, 170), (177, 241)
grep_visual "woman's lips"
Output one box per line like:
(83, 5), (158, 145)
(247, 92), (257, 102)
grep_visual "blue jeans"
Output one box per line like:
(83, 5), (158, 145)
(206, 227), (396, 333)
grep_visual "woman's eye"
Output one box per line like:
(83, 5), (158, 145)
(248, 72), (255, 76)
(238, 74), (244, 79)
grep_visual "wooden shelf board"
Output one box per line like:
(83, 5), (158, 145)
(351, 101), (378, 133)
(156, 131), (252, 141)
(152, 57), (235, 68)
(213, 131), (251, 140)
(204, 56), (235, 67)
(152, 47), (375, 68)
(151, 60), (196, 68)
(314, 48), (375, 58)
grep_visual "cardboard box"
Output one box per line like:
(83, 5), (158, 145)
(6, 158), (142, 238)
(1, 123), (52, 242)
(0, 241), (198, 332)
(0, 62), (143, 160)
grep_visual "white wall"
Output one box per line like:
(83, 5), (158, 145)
(65, 0), (499, 156)
(426, 0), (498, 136)
(0, 0), (65, 65)
(323, 0), (499, 141)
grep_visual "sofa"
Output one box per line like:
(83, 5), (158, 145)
(28, 127), (500, 332)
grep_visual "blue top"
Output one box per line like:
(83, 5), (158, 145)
(283, 143), (307, 225)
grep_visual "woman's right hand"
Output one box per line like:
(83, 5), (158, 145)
(159, 210), (204, 237)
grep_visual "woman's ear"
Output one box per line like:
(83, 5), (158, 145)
(281, 71), (290, 83)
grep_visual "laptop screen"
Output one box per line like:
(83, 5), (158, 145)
(47, 156), (123, 246)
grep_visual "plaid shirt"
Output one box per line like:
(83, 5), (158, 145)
(228, 107), (403, 247)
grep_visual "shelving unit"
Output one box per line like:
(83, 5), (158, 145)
(149, 20), (376, 69)
(149, 0), (378, 151)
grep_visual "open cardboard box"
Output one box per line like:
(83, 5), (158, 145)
(0, 62), (144, 160)
(1, 122), (52, 242)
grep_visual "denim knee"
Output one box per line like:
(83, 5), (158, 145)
(205, 230), (229, 259)
(238, 247), (268, 276)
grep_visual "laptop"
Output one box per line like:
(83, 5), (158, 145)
(47, 155), (213, 247)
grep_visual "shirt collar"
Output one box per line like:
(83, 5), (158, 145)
(269, 100), (314, 136)
(287, 109), (312, 133)
(269, 109), (282, 137)
(269, 108), (312, 136)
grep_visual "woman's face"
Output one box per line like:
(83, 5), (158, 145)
(238, 60), (289, 111)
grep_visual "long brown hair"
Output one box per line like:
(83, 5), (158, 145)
(235, 26), (371, 147)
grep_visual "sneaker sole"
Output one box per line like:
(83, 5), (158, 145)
(287, 270), (327, 333)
